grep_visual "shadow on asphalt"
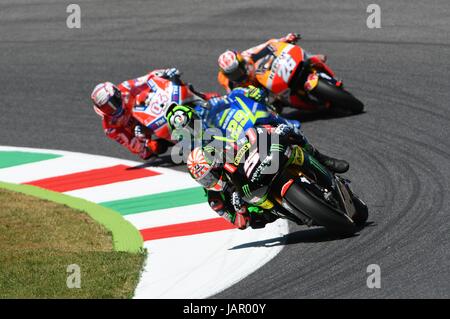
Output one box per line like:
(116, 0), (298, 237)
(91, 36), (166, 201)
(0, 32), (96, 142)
(125, 154), (185, 169)
(229, 221), (375, 250)
(123, 107), (366, 170)
(281, 107), (367, 123)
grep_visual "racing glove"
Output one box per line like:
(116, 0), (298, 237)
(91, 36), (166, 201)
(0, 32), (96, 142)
(162, 68), (181, 79)
(140, 139), (169, 160)
(134, 125), (147, 141)
(245, 85), (267, 102)
(234, 207), (250, 230)
(231, 191), (244, 211)
(208, 191), (238, 226)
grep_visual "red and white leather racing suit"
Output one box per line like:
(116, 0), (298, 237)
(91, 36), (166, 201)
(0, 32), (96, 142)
(101, 69), (172, 160)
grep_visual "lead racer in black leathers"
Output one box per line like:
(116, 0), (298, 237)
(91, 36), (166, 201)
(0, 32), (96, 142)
(167, 90), (350, 230)
(188, 123), (345, 230)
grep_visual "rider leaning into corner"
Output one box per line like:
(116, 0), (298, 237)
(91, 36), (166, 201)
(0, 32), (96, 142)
(217, 32), (328, 109)
(191, 86), (301, 131)
(91, 68), (209, 160)
(166, 86), (350, 230)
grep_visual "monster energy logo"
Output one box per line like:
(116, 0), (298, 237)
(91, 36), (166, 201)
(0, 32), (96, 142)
(309, 156), (328, 175)
(251, 156), (272, 183)
(242, 184), (251, 197)
(204, 145), (215, 153)
(270, 144), (284, 152)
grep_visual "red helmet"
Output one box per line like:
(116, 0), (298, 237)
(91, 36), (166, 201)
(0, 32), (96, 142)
(91, 82), (123, 117)
(218, 50), (248, 83)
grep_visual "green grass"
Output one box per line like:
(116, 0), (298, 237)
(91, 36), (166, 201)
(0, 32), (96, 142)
(0, 188), (146, 298)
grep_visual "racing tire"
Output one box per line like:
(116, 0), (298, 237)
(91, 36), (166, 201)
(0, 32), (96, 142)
(311, 79), (364, 114)
(350, 194), (369, 226)
(284, 183), (357, 236)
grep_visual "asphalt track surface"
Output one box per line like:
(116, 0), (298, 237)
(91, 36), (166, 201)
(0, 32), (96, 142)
(1, 0), (449, 298)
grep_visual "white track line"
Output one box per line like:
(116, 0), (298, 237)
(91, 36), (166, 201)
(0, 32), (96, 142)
(0, 154), (119, 184)
(0, 146), (290, 299)
(66, 172), (198, 203)
(123, 203), (217, 229)
(0, 145), (183, 177)
(135, 219), (288, 299)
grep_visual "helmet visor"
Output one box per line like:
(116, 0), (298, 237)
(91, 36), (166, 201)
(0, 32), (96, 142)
(92, 83), (123, 117)
(95, 102), (119, 117)
(197, 170), (220, 189)
(226, 64), (247, 83)
(188, 147), (224, 191)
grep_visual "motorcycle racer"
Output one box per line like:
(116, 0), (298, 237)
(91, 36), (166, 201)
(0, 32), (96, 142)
(165, 85), (302, 163)
(91, 68), (193, 160)
(167, 85), (349, 174)
(166, 88), (350, 230)
(217, 33), (327, 109)
(187, 123), (348, 230)
(195, 85), (301, 131)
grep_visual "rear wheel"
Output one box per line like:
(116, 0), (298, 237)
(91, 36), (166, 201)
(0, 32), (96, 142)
(284, 183), (357, 236)
(311, 79), (364, 114)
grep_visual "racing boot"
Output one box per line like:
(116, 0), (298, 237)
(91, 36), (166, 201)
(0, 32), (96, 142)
(303, 144), (349, 174)
(313, 150), (349, 174)
(276, 124), (349, 174)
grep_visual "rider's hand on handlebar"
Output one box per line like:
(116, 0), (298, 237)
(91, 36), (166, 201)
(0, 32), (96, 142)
(231, 191), (244, 211)
(245, 85), (266, 102)
(162, 68), (181, 79)
(134, 125), (147, 141)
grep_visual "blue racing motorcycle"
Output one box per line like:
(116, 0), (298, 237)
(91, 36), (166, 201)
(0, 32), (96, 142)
(165, 87), (300, 144)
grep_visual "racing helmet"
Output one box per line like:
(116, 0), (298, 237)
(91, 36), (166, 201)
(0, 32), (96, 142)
(187, 146), (224, 191)
(91, 82), (124, 117)
(218, 50), (248, 83)
(165, 103), (205, 142)
(165, 104), (199, 132)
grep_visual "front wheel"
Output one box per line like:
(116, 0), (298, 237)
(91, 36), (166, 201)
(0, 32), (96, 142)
(350, 194), (369, 226)
(310, 79), (364, 114)
(284, 182), (357, 236)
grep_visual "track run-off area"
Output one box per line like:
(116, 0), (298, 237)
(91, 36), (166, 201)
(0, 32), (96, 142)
(0, 0), (449, 298)
(0, 146), (288, 298)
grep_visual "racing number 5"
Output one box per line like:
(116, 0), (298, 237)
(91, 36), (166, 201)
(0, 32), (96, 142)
(244, 149), (259, 178)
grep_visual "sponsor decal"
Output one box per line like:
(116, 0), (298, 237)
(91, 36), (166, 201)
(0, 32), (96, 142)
(147, 116), (167, 131)
(234, 142), (251, 165)
(224, 163), (237, 174)
(171, 84), (180, 104)
(242, 184), (251, 198)
(250, 156), (271, 183)
(147, 79), (158, 92)
(304, 73), (319, 92)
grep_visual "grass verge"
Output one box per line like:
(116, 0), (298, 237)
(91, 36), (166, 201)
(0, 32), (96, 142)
(0, 188), (146, 298)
